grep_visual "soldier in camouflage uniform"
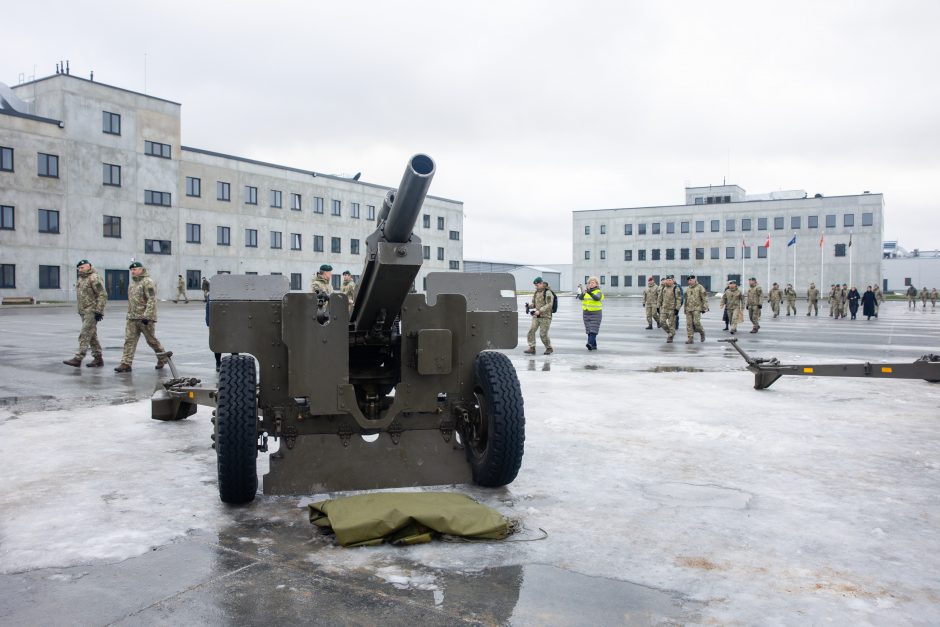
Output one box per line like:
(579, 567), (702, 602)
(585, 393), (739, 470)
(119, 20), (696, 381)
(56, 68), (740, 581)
(657, 275), (682, 343)
(63, 259), (108, 368)
(311, 263), (334, 321)
(720, 279), (744, 334)
(746, 277), (763, 333)
(784, 283), (797, 316)
(642, 277), (659, 329)
(683, 275), (708, 344)
(921, 286), (929, 308)
(906, 285), (916, 309)
(931, 288), (938, 307)
(115, 262), (167, 372)
(341, 270), (357, 313)
(524, 277), (554, 355)
(872, 285), (883, 316)
(806, 283), (820, 316)
(831, 284), (843, 319)
(767, 282), (782, 318)
(174, 274), (189, 303)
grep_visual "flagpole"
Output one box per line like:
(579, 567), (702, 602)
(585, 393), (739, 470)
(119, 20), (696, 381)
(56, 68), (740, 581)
(792, 234), (797, 288)
(767, 234), (771, 289)
(848, 231), (853, 287)
(820, 236), (824, 290)
(741, 238), (745, 284)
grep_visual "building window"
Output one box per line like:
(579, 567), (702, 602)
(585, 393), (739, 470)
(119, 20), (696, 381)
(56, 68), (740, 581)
(291, 233), (302, 250)
(38, 153), (59, 178)
(423, 214), (431, 228)
(144, 140), (171, 158)
(332, 275), (342, 290)
(367, 205), (376, 220)
(312, 197), (323, 214)
(0, 264), (14, 288)
(624, 249), (632, 261)
(726, 246), (735, 259)
(844, 213), (855, 227)
(808, 215), (818, 228)
(423, 245), (431, 259)
(331, 237), (341, 253)
(102, 111), (121, 135)
(678, 221), (688, 234)
(757, 246), (767, 259)
(269, 190), (282, 208)
(637, 274), (646, 286)
(217, 226), (231, 246)
(38, 209), (60, 233)
(741, 218), (752, 231)
(186, 223), (201, 243)
(774, 217), (784, 230)
(726, 219), (735, 232)
(757, 217), (768, 231)
(825, 214), (836, 228)
(610, 275), (618, 287)
(791, 216), (801, 229)
(291, 193), (302, 211)
(638, 249), (646, 261)
(651, 249), (660, 261)
(186, 177), (201, 197)
(600, 250), (607, 260)
(666, 248), (675, 260)
(584, 250), (591, 260)
(290, 273), (302, 290)
(652, 223), (660, 235)
(680, 248), (689, 260)
(1, 205), (14, 230)
(313, 235), (324, 252)
(835, 243), (847, 257)
(666, 222), (675, 234)
(350, 238), (360, 255)
(694, 197), (704, 205)
(144, 239), (172, 254)
(245, 186), (258, 205)
(245, 229), (258, 248)
(103, 163), (121, 186)
(270, 231), (282, 249)
(449, 230), (460, 240)
(351, 202), (360, 218)
(599, 276), (606, 285)
(695, 221), (704, 233)
(331, 199), (341, 216)
(695, 248), (704, 260)
(862, 212), (873, 226)
(710, 247), (719, 260)
(600, 224), (607, 235)
(186, 270), (201, 290)
(743, 246), (751, 259)
(624, 276), (633, 287)
(449, 260), (460, 270)
(624, 224), (633, 235)
(0, 146), (13, 172)
(99, 215), (121, 238)
(437, 247), (445, 261)
(638, 223), (647, 235)
(710, 220), (720, 232)
(144, 190), (171, 206)
(217, 181), (231, 201)
(437, 216), (445, 230)
(584, 225), (591, 235)
(39, 265), (60, 289)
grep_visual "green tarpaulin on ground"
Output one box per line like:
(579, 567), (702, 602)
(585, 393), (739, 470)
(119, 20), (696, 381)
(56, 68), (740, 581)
(308, 492), (510, 547)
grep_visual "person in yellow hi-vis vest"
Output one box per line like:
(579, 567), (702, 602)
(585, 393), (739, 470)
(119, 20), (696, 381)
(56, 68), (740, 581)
(577, 276), (604, 350)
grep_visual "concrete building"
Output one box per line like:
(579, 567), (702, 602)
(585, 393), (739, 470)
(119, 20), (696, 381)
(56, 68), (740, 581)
(0, 72), (463, 302)
(883, 250), (940, 294)
(573, 184), (884, 294)
(463, 260), (562, 293)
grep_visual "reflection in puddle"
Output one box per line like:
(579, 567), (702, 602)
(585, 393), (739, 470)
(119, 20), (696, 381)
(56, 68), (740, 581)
(648, 366), (703, 373)
(584, 364), (602, 370)
(527, 360), (551, 371)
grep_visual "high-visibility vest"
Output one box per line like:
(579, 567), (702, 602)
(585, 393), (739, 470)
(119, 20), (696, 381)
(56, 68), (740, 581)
(581, 289), (604, 312)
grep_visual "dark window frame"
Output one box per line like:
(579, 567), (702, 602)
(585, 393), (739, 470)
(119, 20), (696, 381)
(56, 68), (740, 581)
(144, 190), (171, 206)
(290, 233), (302, 251)
(270, 231), (282, 249)
(0, 263), (15, 288)
(217, 226), (231, 246)
(0, 205), (14, 230)
(351, 202), (360, 219)
(314, 197), (324, 214)
(331, 236), (341, 254)
(350, 238), (360, 255)
(38, 153), (59, 178)
(0, 146), (13, 172)
(103, 215), (121, 238)
(186, 270), (202, 290)
(245, 229), (258, 248)
(217, 181), (231, 202)
(186, 176), (201, 197)
(38, 208), (60, 234)
(437, 247), (445, 261)
(313, 235), (324, 252)
(186, 223), (201, 244)
(39, 264), (60, 289)
(331, 199), (341, 216)
(144, 140), (171, 159)
(270, 189), (282, 208)
(102, 111), (121, 135)
(103, 163), (121, 187)
(291, 193), (302, 211)
(245, 186), (258, 205)
(144, 239), (172, 255)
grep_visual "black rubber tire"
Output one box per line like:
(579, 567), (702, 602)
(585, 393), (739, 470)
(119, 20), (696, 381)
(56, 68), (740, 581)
(466, 351), (525, 487)
(215, 354), (259, 504)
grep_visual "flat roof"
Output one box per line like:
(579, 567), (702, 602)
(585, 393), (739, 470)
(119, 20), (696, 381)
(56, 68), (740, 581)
(13, 73), (181, 106)
(573, 193), (884, 214)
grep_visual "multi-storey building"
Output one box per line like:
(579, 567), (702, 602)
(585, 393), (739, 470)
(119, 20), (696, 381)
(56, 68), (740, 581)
(0, 72), (463, 302)
(573, 184), (884, 294)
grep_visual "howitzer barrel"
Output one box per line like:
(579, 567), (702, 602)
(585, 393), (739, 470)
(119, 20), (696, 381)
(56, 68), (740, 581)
(383, 154), (435, 242)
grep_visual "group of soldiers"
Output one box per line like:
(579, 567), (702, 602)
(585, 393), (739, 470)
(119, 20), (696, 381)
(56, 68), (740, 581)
(906, 285), (939, 309)
(64, 260), (359, 373)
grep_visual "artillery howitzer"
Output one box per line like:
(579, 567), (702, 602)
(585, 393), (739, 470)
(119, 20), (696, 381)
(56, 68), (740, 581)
(720, 337), (940, 390)
(152, 155), (525, 503)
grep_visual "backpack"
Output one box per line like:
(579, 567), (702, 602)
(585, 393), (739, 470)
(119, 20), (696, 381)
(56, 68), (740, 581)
(549, 289), (558, 313)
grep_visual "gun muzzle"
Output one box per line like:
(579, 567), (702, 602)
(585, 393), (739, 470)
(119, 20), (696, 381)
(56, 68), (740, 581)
(382, 154), (435, 243)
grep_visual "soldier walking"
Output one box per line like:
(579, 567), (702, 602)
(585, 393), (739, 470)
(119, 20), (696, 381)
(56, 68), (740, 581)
(62, 259), (108, 368)
(828, 284), (837, 316)
(871, 284), (883, 317)
(931, 288), (938, 307)
(720, 279), (744, 334)
(921, 286), (929, 308)
(906, 285), (917, 309)
(784, 283), (797, 316)
(174, 274), (189, 303)
(832, 285), (844, 319)
(341, 270), (357, 313)
(115, 261), (167, 372)
(683, 275), (708, 344)
(806, 283), (820, 316)
(642, 277), (658, 329)
(746, 277), (763, 333)
(657, 275), (682, 343)
(201, 276), (210, 302)
(524, 277), (554, 355)
(839, 283), (849, 318)
(768, 283), (782, 318)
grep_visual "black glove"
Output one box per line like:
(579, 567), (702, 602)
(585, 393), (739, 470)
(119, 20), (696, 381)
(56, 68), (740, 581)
(316, 292), (329, 305)
(140, 319), (150, 325)
(94, 312), (103, 322)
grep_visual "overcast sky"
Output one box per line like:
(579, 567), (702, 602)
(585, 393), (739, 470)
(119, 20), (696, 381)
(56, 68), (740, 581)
(4, 1), (939, 264)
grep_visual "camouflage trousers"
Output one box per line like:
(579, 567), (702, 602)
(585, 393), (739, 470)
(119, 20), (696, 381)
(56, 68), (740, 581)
(685, 310), (704, 339)
(176, 287), (189, 302)
(908, 297), (915, 309)
(832, 302), (843, 317)
(74, 312), (102, 359)
(660, 309), (678, 338)
(726, 306), (741, 332)
(786, 300), (797, 315)
(645, 305), (657, 326)
(770, 301), (780, 316)
(526, 315), (552, 349)
(121, 319), (165, 365)
(807, 300), (818, 315)
(748, 305), (761, 329)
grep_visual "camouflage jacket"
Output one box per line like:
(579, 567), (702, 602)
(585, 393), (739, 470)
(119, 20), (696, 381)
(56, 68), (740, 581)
(341, 279), (357, 301)
(311, 274), (333, 296)
(658, 284), (682, 312)
(127, 270), (158, 321)
(807, 287), (820, 301)
(177, 276), (185, 290)
(784, 287), (797, 301)
(873, 287), (884, 303)
(532, 287), (554, 318)
(768, 287), (782, 303)
(642, 284), (659, 307)
(746, 285), (763, 306)
(77, 267), (107, 315)
(721, 287), (743, 309)
(683, 283), (708, 313)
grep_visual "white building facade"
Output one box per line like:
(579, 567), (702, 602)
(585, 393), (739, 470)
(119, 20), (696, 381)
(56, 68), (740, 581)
(0, 73), (463, 302)
(573, 184), (884, 294)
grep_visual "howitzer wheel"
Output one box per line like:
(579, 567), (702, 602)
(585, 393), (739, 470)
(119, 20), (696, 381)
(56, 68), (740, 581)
(465, 351), (525, 487)
(215, 354), (259, 504)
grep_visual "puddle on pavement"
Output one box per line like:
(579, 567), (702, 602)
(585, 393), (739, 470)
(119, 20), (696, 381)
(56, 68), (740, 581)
(641, 482), (753, 509)
(648, 366), (703, 373)
(0, 395), (55, 406)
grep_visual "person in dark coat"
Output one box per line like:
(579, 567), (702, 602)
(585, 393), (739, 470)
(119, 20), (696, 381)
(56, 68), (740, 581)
(205, 293), (222, 371)
(846, 287), (861, 319)
(577, 276), (604, 350)
(861, 286), (877, 320)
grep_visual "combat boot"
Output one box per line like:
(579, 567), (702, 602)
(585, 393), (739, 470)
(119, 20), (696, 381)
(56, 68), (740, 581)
(645, 324), (653, 330)
(685, 338), (693, 344)
(114, 363), (132, 373)
(666, 336), (673, 343)
(62, 357), (82, 368)
(699, 330), (705, 342)
(544, 348), (553, 355)
(86, 355), (104, 368)
(155, 358), (167, 370)
(749, 328), (758, 333)
(523, 347), (535, 355)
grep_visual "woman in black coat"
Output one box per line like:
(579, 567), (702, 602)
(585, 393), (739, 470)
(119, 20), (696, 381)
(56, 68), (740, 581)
(861, 286), (877, 320)
(847, 287), (861, 319)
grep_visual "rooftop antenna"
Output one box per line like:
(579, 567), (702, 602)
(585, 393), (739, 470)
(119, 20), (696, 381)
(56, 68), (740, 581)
(66, 60), (70, 75)
(55, 62), (60, 74)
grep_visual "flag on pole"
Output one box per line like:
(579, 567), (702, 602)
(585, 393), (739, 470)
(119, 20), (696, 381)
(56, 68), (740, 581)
(742, 237), (747, 248)
(787, 235), (797, 247)
(848, 233), (852, 248)
(763, 234), (771, 248)
(819, 234), (824, 247)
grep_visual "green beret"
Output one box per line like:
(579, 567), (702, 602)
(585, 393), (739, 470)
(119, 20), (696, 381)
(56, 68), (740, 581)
(129, 261), (143, 269)
(687, 275), (696, 280)
(319, 264), (333, 272)
(532, 276), (543, 284)
(749, 276), (757, 281)
(342, 270), (351, 276)
(665, 274), (674, 279)
(76, 259), (90, 267)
